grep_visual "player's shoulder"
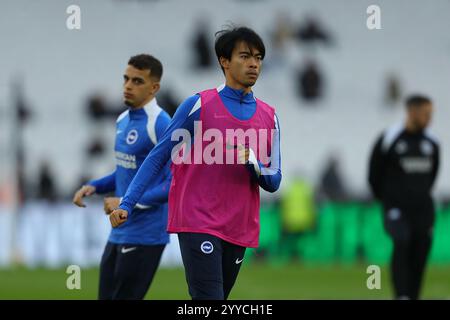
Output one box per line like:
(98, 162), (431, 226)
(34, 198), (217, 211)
(142, 98), (168, 144)
(254, 94), (277, 119)
(182, 93), (201, 107)
(424, 128), (440, 147)
(156, 104), (171, 122)
(154, 106), (171, 133)
(143, 98), (164, 117)
(253, 95), (277, 127)
(116, 109), (129, 123)
(176, 93), (201, 117)
(144, 98), (176, 124)
(380, 122), (405, 152)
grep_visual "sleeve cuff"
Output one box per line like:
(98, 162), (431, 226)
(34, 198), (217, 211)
(248, 148), (261, 177)
(135, 203), (152, 210)
(118, 203), (131, 214)
(120, 197), (152, 210)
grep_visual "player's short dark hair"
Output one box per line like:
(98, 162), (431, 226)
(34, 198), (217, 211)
(214, 26), (265, 73)
(128, 54), (163, 81)
(405, 94), (432, 109)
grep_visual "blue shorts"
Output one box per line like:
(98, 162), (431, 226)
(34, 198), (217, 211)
(98, 241), (165, 300)
(178, 232), (246, 300)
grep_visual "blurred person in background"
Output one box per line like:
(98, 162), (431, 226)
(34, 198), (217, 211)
(384, 72), (402, 108)
(37, 161), (57, 202)
(280, 174), (315, 261)
(157, 87), (181, 117)
(265, 11), (294, 70)
(191, 19), (213, 70)
(86, 93), (108, 121)
(72, 54), (172, 300)
(368, 95), (440, 300)
(296, 58), (323, 103)
(296, 14), (333, 47)
(110, 26), (282, 300)
(318, 153), (348, 202)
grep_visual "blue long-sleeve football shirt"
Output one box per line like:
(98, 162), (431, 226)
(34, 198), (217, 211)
(89, 98), (172, 245)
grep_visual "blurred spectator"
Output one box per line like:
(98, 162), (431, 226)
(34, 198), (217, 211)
(16, 97), (32, 124)
(37, 161), (57, 202)
(296, 59), (323, 102)
(108, 103), (127, 119)
(317, 154), (348, 202)
(271, 12), (293, 48)
(281, 177), (316, 233)
(158, 88), (181, 117)
(191, 20), (213, 69)
(384, 73), (402, 107)
(86, 138), (106, 158)
(296, 15), (332, 46)
(12, 78), (32, 124)
(13, 80), (31, 204)
(266, 12), (294, 69)
(279, 175), (316, 261)
(16, 154), (27, 204)
(86, 93), (108, 120)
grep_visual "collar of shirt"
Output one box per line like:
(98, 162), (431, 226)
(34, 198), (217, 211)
(127, 97), (157, 120)
(219, 85), (256, 105)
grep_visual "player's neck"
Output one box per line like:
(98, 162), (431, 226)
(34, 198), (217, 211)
(405, 120), (421, 134)
(225, 80), (252, 95)
(131, 96), (154, 110)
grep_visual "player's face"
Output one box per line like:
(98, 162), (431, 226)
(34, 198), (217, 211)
(222, 41), (262, 89)
(410, 103), (433, 130)
(123, 65), (159, 108)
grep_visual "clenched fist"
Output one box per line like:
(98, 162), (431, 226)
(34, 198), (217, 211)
(237, 143), (250, 164)
(110, 208), (128, 228)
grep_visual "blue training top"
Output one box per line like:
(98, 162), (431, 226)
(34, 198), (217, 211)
(89, 98), (172, 245)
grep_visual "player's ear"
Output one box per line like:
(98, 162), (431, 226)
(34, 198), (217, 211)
(151, 82), (160, 95)
(219, 56), (230, 70)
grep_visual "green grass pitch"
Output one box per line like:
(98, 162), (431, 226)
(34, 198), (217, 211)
(1, 263), (449, 299)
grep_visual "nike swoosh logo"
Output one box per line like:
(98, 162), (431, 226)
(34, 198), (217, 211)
(121, 247), (137, 254)
(235, 257), (244, 264)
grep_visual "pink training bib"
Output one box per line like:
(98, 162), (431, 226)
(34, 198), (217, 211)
(168, 88), (275, 248)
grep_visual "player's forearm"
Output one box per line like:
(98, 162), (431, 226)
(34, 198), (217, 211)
(246, 154), (282, 192)
(253, 119), (282, 193)
(119, 143), (171, 213)
(88, 171), (116, 194)
(135, 174), (171, 209)
(258, 165), (282, 192)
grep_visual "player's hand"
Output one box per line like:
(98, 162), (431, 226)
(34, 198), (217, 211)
(237, 143), (250, 164)
(110, 208), (128, 228)
(72, 185), (96, 207)
(103, 197), (120, 215)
